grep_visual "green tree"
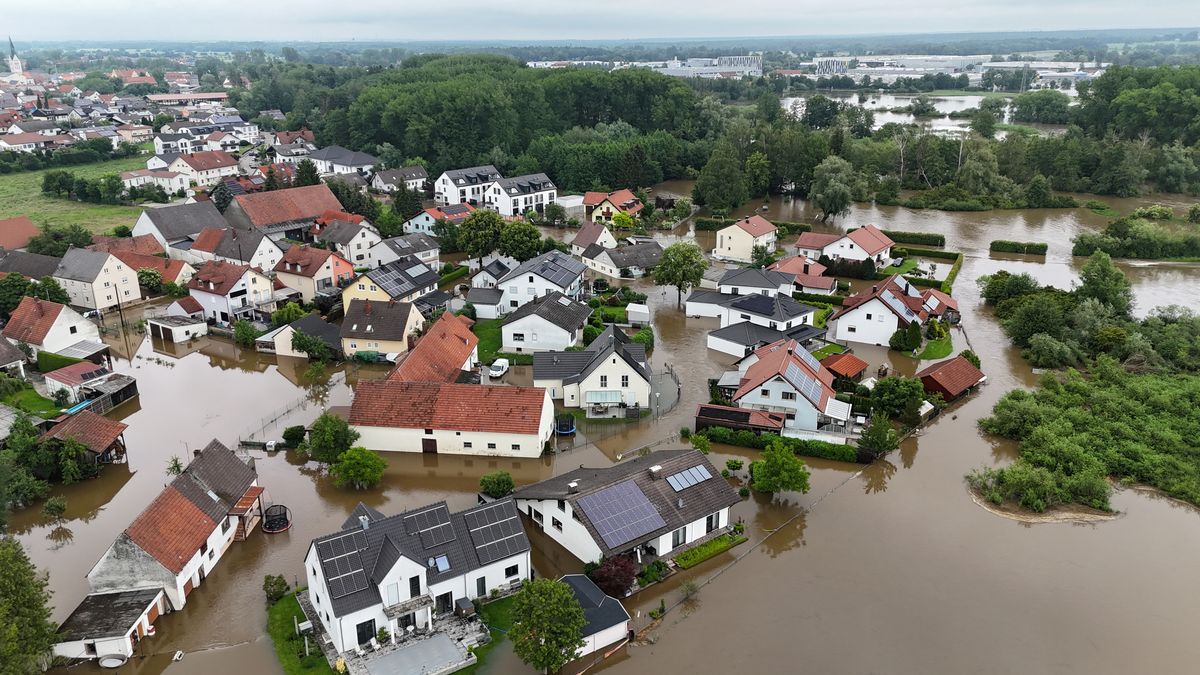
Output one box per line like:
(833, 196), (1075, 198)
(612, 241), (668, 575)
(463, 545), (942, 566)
(750, 245), (774, 269)
(262, 574), (290, 604)
(0, 273), (30, 316)
(479, 471), (515, 498)
(271, 301), (307, 327)
(167, 455), (184, 476)
(1011, 89), (1071, 124)
(970, 109), (997, 139)
(29, 277), (69, 305)
(1188, 204), (1200, 224)
(0, 453), (48, 527)
(305, 412), (360, 463)
(743, 151), (770, 197)
(960, 349), (982, 369)
(801, 94), (840, 129)
(751, 439), (811, 494)
(858, 413), (899, 456)
(137, 268), (163, 293)
(210, 181), (233, 213)
(810, 156), (855, 222)
(26, 224), (93, 257)
(871, 377), (926, 419)
(458, 209), (505, 266)
(263, 165), (280, 191)
(1024, 173), (1053, 208)
(0, 537), (57, 674)
(392, 184), (423, 220)
(331, 446), (387, 490)
(498, 220), (543, 262)
(693, 140), (746, 210)
(233, 320), (259, 347)
(510, 578), (587, 674)
(543, 202), (567, 226)
(294, 159), (320, 187)
(669, 198), (692, 222)
(42, 495), (67, 521)
(1078, 251), (1133, 317)
(653, 241), (708, 307)
(611, 211), (635, 230)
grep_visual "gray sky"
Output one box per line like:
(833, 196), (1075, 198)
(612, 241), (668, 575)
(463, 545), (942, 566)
(6, 1), (1197, 42)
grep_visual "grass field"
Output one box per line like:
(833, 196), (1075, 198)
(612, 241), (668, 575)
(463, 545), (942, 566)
(458, 595), (517, 675)
(4, 388), (61, 417)
(267, 593), (335, 675)
(917, 335), (953, 360)
(0, 156), (149, 234)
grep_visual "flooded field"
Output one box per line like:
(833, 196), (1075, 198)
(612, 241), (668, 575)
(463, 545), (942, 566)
(22, 185), (1200, 675)
(782, 91), (1069, 135)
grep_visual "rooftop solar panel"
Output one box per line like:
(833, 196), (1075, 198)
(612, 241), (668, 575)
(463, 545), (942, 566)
(466, 501), (527, 565)
(666, 465), (713, 492)
(796, 348), (822, 373)
(576, 480), (665, 550)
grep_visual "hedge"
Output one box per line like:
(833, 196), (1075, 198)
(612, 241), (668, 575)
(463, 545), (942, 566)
(438, 266), (469, 285)
(897, 246), (961, 261)
(37, 351), (84, 373)
(793, 291), (845, 306)
(698, 425), (860, 463)
(989, 240), (1048, 255)
(674, 533), (748, 569)
(694, 217), (725, 231)
(881, 230), (945, 247)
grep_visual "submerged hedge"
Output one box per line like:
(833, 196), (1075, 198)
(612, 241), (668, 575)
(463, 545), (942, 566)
(698, 425), (860, 463)
(990, 240), (1048, 255)
(882, 230), (945, 246)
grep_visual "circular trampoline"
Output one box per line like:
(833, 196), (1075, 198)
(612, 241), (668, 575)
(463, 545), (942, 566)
(262, 504), (293, 534)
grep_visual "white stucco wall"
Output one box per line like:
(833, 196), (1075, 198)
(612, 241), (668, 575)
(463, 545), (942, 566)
(515, 498), (603, 564)
(736, 377), (820, 430)
(502, 315), (576, 353)
(827, 298), (901, 346)
(354, 394), (553, 457)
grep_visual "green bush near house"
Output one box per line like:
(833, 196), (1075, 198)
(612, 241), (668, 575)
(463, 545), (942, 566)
(36, 351), (84, 373)
(793, 291), (845, 306)
(438, 265), (469, 287)
(674, 533), (748, 569)
(632, 327), (654, 351)
(266, 593), (336, 675)
(637, 559), (670, 586)
(698, 425), (860, 463)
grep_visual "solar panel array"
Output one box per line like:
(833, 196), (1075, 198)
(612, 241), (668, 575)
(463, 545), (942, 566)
(881, 290), (918, 320)
(404, 504), (456, 550)
(785, 362), (825, 406)
(464, 501), (527, 565)
(666, 465), (713, 492)
(795, 348), (822, 374)
(316, 530), (370, 599)
(576, 480), (666, 550)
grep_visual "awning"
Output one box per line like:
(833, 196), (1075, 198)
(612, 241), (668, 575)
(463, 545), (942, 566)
(585, 390), (623, 404)
(229, 485), (265, 515)
(55, 340), (109, 360)
(823, 398), (852, 422)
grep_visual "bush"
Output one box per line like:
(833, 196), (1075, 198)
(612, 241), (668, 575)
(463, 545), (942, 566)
(690, 435), (710, 454)
(990, 240), (1048, 255)
(263, 574), (290, 604)
(583, 324), (602, 344)
(679, 426), (691, 439)
(793, 291), (844, 306)
(882, 230), (945, 246)
(632, 327), (654, 351)
(458, 302), (477, 320)
(282, 425), (306, 448)
(1188, 205), (1200, 224)
(589, 555), (637, 597)
(1131, 204), (1174, 220)
(739, 486), (750, 498)
(674, 533), (747, 569)
(960, 349), (982, 369)
(637, 560), (669, 586)
(36, 351), (83, 373)
(479, 471), (515, 498)
(697, 425), (860, 462)
(725, 459), (744, 472)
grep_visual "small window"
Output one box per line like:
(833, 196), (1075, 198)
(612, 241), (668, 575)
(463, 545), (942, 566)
(847, 326), (857, 333)
(69, 326), (77, 334)
(600, 375), (608, 388)
(557, 499), (565, 511)
(865, 313), (872, 320)
(511, 444), (520, 451)
(782, 391), (796, 401)
(621, 375), (629, 387)
(760, 388), (769, 397)
(464, 441), (473, 448)
(221, 518), (231, 533)
(505, 565), (518, 578)
(424, 428), (433, 435)
(512, 333), (525, 342)
(552, 517), (563, 532)
(487, 442), (496, 449)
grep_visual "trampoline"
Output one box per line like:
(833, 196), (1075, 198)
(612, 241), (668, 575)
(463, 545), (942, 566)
(555, 414), (577, 435)
(262, 504), (293, 534)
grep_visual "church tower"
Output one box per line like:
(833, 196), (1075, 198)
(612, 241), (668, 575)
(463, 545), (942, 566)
(7, 37), (22, 74)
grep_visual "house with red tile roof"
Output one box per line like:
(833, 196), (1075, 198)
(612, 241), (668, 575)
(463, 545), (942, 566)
(767, 255), (837, 294)
(44, 361), (115, 405)
(713, 215), (778, 263)
(88, 234), (167, 257)
(583, 189), (643, 223)
(40, 410), (128, 462)
(167, 151), (238, 187)
(111, 250), (195, 286)
(826, 274), (956, 346)
(1, 296), (99, 355)
(402, 203), (475, 235)
(349, 380), (554, 457)
(224, 184), (345, 240)
(570, 220), (619, 256)
(728, 338), (852, 438)
(181, 226), (284, 272)
(796, 224), (895, 267)
(273, 245), (354, 304)
(186, 260), (274, 325)
(918, 355), (986, 401)
(388, 312), (478, 383)
(820, 351), (869, 382)
(0, 215), (39, 250)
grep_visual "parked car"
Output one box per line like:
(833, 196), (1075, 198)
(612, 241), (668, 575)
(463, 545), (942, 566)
(488, 358), (510, 379)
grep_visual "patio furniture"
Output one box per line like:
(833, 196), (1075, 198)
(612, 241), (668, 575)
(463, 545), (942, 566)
(370, 638), (381, 651)
(354, 645), (365, 658)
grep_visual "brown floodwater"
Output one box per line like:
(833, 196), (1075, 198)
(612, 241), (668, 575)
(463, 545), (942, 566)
(23, 186), (1200, 675)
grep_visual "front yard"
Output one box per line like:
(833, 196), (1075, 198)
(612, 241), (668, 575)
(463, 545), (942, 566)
(267, 593), (336, 675)
(458, 595), (517, 675)
(471, 318), (532, 366)
(4, 388), (61, 417)
(917, 335), (953, 360)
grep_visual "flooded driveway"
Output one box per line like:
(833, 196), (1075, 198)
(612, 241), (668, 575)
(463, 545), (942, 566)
(24, 188), (1200, 675)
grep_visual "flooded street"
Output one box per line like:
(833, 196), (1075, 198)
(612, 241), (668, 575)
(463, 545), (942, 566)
(19, 185), (1200, 675)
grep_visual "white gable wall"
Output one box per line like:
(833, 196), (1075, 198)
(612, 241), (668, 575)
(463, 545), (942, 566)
(514, 497), (604, 564)
(827, 297), (901, 346)
(502, 315), (576, 353)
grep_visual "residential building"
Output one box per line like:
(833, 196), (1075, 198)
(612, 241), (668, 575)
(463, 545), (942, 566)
(482, 173), (557, 217)
(186, 260), (274, 325)
(532, 326), (652, 414)
(259, 313), (341, 360)
(726, 339), (851, 439)
(369, 233), (440, 269)
(307, 145), (378, 175)
(434, 165), (502, 206)
(795, 224), (895, 267)
(88, 235), (165, 257)
(43, 361), (117, 405)
(501, 291), (591, 353)
(512, 449), (739, 565)
(767, 255), (836, 294)
(53, 249), (142, 311)
(313, 215), (380, 266)
(167, 151), (238, 187)
(132, 201), (228, 248)
(580, 240), (663, 279)
(0, 249), (62, 280)
(917, 355), (986, 401)
(304, 499), (531, 654)
(820, 352), (869, 382)
(582, 190), (643, 223)
(115, 123), (152, 144)
(560, 575), (631, 657)
(469, 256), (515, 290)
(717, 267), (794, 297)
(387, 312), (478, 383)
(146, 315), (208, 343)
(371, 166), (427, 193)
(471, 250), (585, 320)
(273, 245), (354, 304)
(686, 290), (815, 330)
(119, 169), (188, 195)
(340, 298), (422, 357)
(0, 215), (39, 250)
(223, 184), (345, 240)
(349, 380), (554, 457)
(712, 215), (777, 263)
(404, 203), (474, 236)
(110, 251), (194, 286)
(1, 297), (99, 355)
(570, 220), (618, 256)
(826, 274), (955, 346)
(342, 256), (439, 306)
(177, 227), (284, 271)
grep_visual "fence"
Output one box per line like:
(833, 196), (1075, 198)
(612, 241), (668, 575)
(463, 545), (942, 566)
(238, 371), (347, 442)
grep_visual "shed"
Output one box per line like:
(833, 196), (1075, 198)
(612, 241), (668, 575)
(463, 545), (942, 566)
(560, 574), (631, 658)
(917, 355), (986, 401)
(146, 315), (208, 343)
(626, 303), (650, 327)
(695, 403), (785, 435)
(52, 588), (165, 665)
(821, 352), (869, 382)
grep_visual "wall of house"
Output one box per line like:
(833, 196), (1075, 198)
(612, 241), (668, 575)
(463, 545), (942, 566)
(532, 376), (566, 401)
(45, 377), (84, 404)
(718, 282), (790, 297)
(336, 229), (381, 266)
(714, 227), (755, 262)
(56, 257), (142, 311)
(275, 271), (318, 304)
(427, 551), (530, 613)
(706, 333), (753, 358)
(575, 356), (651, 407)
(515, 498), (603, 564)
(354, 422), (549, 458)
(149, 320), (207, 343)
(828, 298), (901, 346)
(684, 297), (727, 319)
(341, 337), (408, 356)
(404, 213), (437, 235)
(86, 535), (176, 601)
(190, 271), (271, 325)
(579, 621), (630, 658)
(736, 377), (819, 430)
(498, 274), (581, 313)
(502, 316), (574, 353)
(652, 509), (729, 559)
(719, 306), (812, 332)
(53, 592), (165, 661)
(273, 326), (307, 358)
(35, 310), (100, 354)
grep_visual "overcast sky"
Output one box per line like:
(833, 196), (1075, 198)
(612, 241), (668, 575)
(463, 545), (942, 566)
(6, 1), (1197, 42)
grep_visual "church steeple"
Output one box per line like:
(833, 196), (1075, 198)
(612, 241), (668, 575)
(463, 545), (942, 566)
(6, 37), (21, 75)
(8, 37), (14, 59)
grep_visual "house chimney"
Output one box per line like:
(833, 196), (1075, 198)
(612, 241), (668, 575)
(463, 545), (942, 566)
(364, 299), (371, 315)
(567, 481), (579, 493)
(649, 465), (662, 479)
(677, 498), (683, 509)
(358, 515), (370, 530)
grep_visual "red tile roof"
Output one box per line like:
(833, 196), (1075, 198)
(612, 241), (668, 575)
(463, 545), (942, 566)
(350, 381), (547, 435)
(172, 296), (203, 315)
(423, 203), (475, 223)
(917, 355), (985, 399)
(125, 486), (217, 574)
(1, 297), (66, 345)
(234, 184), (344, 228)
(732, 215), (776, 238)
(733, 339), (835, 410)
(821, 352), (869, 379)
(187, 260), (253, 297)
(923, 288), (959, 314)
(175, 151), (236, 172)
(274, 129), (314, 145)
(274, 245), (336, 278)
(189, 227), (226, 254)
(846, 224), (894, 256)
(315, 210), (364, 226)
(89, 234), (166, 256)
(40, 410), (127, 455)
(111, 251), (190, 283)
(768, 255), (829, 279)
(831, 275), (928, 324)
(45, 361), (110, 386)
(388, 313), (477, 383)
(0, 216), (39, 250)
(584, 189), (643, 215)
(795, 231), (842, 251)
(571, 220), (612, 249)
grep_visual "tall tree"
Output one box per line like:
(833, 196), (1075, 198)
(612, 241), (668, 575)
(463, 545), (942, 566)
(743, 151), (770, 198)
(498, 221), (542, 262)
(210, 180), (233, 213)
(458, 210), (505, 266)
(392, 184), (423, 221)
(263, 165), (280, 191)
(1077, 251), (1133, 317)
(653, 242), (708, 307)
(810, 156), (855, 222)
(510, 578), (587, 674)
(294, 159), (320, 187)
(0, 274), (30, 316)
(331, 447), (387, 490)
(0, 536), (57, 673)
(693, 140), (746, 210)
(305, 412), (360, 464)
(751, 439), (812, 494)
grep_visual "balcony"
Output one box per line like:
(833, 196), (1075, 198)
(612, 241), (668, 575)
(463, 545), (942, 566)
(384, 594), (433, 618)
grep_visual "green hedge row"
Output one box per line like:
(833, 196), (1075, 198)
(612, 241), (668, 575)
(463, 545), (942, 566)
(896, 246), (961, 261)
(37, 351), (83, 373)
(674, 533), (747, 569)
(881, 230), (945, 246)
(793, 291), (845, 306)
(698, 425), (860, 463)
(989, 240), (1048, 255)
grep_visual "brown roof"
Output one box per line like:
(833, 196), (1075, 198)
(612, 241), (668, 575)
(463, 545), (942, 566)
(275, 129), (314, 145)
(189, 227), (226, 254)
(733, 339), (835, 409)
(0, 216), (39, 250)
(846, 224), (894, 256)
(111, 251), (190, 283)
(187, 260), (252, 296)
(274, 245), (334, 278)
(917, 355), (985, 399)
(174, 151), (236, 172)
(820, 352), (869, 379)
(388, 313), (477, 383)
(572, 221), (612, 249)
(830, 275), (928, 324)
(45, 361), (109, 386)
(171, 296), (203, 315)
(732, 215), (776, 237)
(767, 255), (827, 278)
(40, 410), (127, 455)
(125, 486), (217, 574)
(88, 234), (165, 256)
(1, 297), (66, 345)
(350, 381), (547, 435)
(795, 231), (842, 250)
(234, 184), (343, 228)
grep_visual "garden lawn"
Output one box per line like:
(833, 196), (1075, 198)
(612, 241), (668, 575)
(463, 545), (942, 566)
(267, 593), (336, 675)
(879, 257), (919, 276)
(458, 595), (517, 675)
(810, 343), (847, 359)
(471, 318), (532, 365)
(597, 305), (627, 324)
(917, 335), (953, 360)
(813, 305), (834, 328)
(0, 156), (149, 234)
(5, 389), (61, 417)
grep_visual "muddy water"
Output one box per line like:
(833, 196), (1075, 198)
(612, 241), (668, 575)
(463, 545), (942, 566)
(23, 186), (1200, 675)
(781, 92), (1070, 135)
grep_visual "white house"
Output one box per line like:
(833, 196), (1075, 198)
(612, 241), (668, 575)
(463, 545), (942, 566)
(686, 290), (815, 331)
(119, 169), (188, 195)
(561, 575), (631, 658)
(434, 165), (502, 206)
(716, 267), (793, 297)
(512, 449), (739, 566)
(176, 226), (285, 272)
(313, 218), (381, 267)
(501, 291), (592, 353)
(186, 260), (275, 325)
(44, 361), (118, 405)
(368, 233), (440, 269)
(725, 338), (852, 438)
(307, 145), (378, 175)
(795, 224), (895, 267)
(767, 256), (837, 295)
(580, 240), (663, 280)
(469, 256), (516, 289)
(167, 151), (238, 187)
(371, 166), (428, 193)
(349, 381), (554, 458)
(532, 326), (652, 415)
(825, 274), (956, 346)
(482, 173), (557, 217)
(53, 248), (143, 311)
(570, 220), (619, 256)
(1, 297), (99, 356)
(712, 215), (777, 263)
(470, 250), (586, 320)
(305, 499), (531, 655)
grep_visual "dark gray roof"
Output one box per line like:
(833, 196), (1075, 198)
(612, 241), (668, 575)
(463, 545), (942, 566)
(311, 498), (529, 618)
(0, 249), (62, 279)
(686, 290), (738, 306)
(341, 299), (415, 342)
(325, 173), (368, 188)
(502, 291), (591, 332)
(561, 574), (630, 637)
(152, 152), (180, 166)
(309, 145), (378, 168)
(493, 173), (555, 195)
(363, 256), (439, 300)
(440, 203), (473, 218)
(709, 321), (787, 348)
(532, 326), (649, 384)
(142, 201), (228, 241)
(171, 439), (257, 522)
(414, 290), (451, 315)
(605, 241), (663, 270)
(481, 259), (511, 279)
(726, 294), (815, 322)
(206, 228), (275, 263)
(719, 267), (793, 289)
(499, 250), (585, 289)
(465, 287), (502, 306)
(513, 449), (738, 558)
(288, 313), (342, 353)
(56, 588), (162, 641)
(0, 337), (26, 366)
(341, 502), (386, 530)
(379, 233), (438, 257)
(316, 219), (369, 246)
(53, 248), (111, 282)
(374, 166), (427, 184)
(442, 165), (501, 186)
